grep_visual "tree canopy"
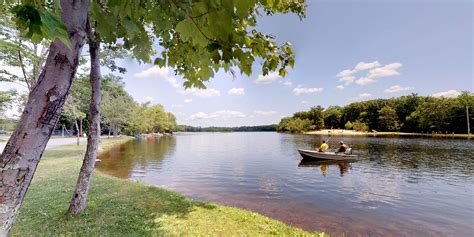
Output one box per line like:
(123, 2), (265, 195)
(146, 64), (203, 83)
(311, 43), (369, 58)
(6, 0), (306, 88)
(278, 92), (474, 134)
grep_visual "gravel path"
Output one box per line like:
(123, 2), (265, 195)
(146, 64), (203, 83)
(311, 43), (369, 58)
(0, 137), (87, 152)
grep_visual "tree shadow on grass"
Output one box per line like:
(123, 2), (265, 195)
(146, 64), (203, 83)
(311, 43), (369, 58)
(11, 160), (215, 236)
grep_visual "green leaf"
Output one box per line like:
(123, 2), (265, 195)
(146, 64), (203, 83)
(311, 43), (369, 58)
(39, 11), (71, 47)
(122, 18), (140, 38)
(279, 68), (286, 77)
(235, 0), (256, 18)
(175, 18), (208, 47)
(154, 57), (166, 67)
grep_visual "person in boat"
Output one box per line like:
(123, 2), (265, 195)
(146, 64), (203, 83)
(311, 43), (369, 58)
(337, 141), (348, 153)
(318, 140), (328, 152)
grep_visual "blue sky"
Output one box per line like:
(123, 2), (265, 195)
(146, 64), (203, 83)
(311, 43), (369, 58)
(2, 0), (473, 126)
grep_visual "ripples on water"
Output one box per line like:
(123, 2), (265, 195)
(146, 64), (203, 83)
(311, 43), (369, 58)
(97, 133), (474, 237)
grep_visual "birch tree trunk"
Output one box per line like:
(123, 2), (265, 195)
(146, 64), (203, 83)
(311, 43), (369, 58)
(0, 0), (89, 235)
(79, 118), (83, 137)
(68, 25), (101, 214)
(74, 119), (80, 146)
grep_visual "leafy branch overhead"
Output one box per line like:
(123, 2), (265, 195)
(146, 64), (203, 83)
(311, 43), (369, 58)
(9, 0), (306, 88)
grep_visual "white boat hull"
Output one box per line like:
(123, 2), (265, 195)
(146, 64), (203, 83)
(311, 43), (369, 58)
(297, 149), (357, 161)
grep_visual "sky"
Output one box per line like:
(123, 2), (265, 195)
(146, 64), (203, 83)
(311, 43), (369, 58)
(1, 0), (473, 126)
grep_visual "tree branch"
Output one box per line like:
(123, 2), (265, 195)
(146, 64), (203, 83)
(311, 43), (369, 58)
(17, 40), (31, 91)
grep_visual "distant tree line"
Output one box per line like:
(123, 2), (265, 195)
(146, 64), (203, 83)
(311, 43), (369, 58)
(277, 92), (474, 134)
(176, 124), (277, 132)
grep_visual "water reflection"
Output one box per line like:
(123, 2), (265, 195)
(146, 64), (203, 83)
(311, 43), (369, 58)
(298, 159), (352, 176)
(97, 133), (474, 237)
(97, 136), (176, 178)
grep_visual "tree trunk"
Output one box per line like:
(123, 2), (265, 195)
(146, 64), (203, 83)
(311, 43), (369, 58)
(0, 1), (89, 235)
(113, 124), (118, 138)
(68, 26), (101, 215)
(79, 118), (83, 137)
(74, 119), (80, 146)
(108, 124), (111, 139)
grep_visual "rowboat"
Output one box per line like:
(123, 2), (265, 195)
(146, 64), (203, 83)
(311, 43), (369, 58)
(297, 149), (358, 161)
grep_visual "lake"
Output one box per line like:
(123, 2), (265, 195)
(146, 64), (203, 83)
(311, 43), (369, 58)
(96, 132), (474, 236)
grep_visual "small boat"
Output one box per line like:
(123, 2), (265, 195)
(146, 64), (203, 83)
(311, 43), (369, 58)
(297, 149), (358, 161)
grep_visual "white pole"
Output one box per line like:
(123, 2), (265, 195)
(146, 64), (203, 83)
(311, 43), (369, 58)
(467, 105), (470, 136)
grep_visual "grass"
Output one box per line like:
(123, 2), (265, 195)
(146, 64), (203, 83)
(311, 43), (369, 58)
(11, 137), (325, 236)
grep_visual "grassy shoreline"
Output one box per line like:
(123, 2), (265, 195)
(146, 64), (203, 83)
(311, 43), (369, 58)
(11, 136), (324, 236)
(305, 129), (472, 139)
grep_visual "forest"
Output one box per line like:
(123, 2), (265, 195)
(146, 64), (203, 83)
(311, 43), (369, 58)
(176, 124), (277, 132)
(0, 74), (177, 136)
(277, 92), (473, 134)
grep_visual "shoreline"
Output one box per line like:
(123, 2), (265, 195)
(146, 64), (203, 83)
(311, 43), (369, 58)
(12, 136), (325, 236)
(305, 129), (472, 139)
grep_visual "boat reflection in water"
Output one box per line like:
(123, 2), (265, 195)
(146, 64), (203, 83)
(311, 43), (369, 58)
(298, 159), (353, 176)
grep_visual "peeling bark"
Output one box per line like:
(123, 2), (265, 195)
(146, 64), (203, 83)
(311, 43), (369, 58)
(68, 22), (101, 214)
(0, 0), (89, 235)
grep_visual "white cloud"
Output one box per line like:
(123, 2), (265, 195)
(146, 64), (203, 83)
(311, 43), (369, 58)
(180, 88), (221, 97)
(189, 110), (246, 120)
(348, 93), (372, 101)
(164, 77), (180, 88)
(133, 66), (169, 79)
(184, 99), (193, 103)
(189, 112), (209, 120)
(254, 71), (280, 84)
(301, 100), (308, 104)
(279, 79), (293, 86)
(253, 110), (277, 116)
(172, 111), (186, 116)
(293, 86), (323, 95)
(355, 77), (377, 85)
(228, 87), (245, 95)
(336, 61), (402, 86)
(133, 66), (182, 88)
(337, 69), (354, 78)
(336, 85), (345, 90)
(145, 96), (154, 102)
(354, 61), (381, 71)
(432, 90), (461, 98)
(367, 62), (402, 79)
(171, 104), (184, 108)
(339, 76), (356, 85)
(384, 85), (414, 93)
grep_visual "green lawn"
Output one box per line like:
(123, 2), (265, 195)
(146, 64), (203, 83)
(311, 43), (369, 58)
(11, 137), (325, 236)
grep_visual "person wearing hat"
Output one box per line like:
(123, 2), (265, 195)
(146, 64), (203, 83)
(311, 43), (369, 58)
(337, 141), (348, 153)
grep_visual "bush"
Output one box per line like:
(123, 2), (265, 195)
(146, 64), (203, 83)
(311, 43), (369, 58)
(352, 120), (368, 132)
(344, 121), (353, 130)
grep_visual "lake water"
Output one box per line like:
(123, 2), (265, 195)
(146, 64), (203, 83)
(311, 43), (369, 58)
(97, 132), (474, 236)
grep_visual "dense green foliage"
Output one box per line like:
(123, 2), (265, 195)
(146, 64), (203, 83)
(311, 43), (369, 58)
(278, 92), (474, 133)
(277, 106), (324, 133)
(55, 75), (176, 136)
(0, 118), (17, 131)
(127, 104), (177, 135)
(5, 0), (306, 88)
(176, 124), (277, 132)
(277, 117), (314, 133)
(11, 138), (325, 236)
(0, 90), (17, 116)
